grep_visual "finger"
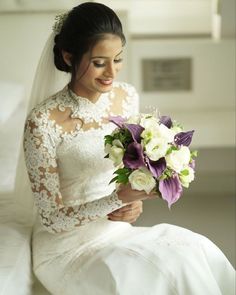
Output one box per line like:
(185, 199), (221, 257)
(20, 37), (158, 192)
(112, 201), (141, 214)
(127, 201), (143, 213)
(108, 201), (143, 219)
(108, 207), (141, 218)
(116, 204), (133, 212)
(108, 215), (137, 223)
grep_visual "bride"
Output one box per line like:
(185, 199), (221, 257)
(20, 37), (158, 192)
(23, 2), (235, 294)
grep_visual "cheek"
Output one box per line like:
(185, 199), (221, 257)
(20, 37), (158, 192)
(79, 68), (99, 82)
(116, 63), (123, 72)
(86, 67), (103, 79)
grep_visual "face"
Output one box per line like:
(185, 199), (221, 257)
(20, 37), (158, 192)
(71, 34), (123, 101)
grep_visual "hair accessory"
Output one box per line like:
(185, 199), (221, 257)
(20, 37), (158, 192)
(52, 11), (69, 34)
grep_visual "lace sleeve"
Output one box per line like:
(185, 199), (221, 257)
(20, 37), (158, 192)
(23, 111), (123, 234)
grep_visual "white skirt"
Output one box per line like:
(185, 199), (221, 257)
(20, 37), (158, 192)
(33, 220), (235, 295)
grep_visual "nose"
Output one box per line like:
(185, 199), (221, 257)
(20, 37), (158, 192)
(104, 62), (116, 78)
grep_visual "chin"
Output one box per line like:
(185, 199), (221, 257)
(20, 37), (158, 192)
(97, 85), (113, 93)
(95, 79), (113, 92)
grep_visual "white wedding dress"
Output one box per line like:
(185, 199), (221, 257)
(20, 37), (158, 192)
(24, 81), (235, 295)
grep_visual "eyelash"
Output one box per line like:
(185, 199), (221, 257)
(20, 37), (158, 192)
(93, 59), (123, 68)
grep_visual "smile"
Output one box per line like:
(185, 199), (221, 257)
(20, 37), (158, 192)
(96, 79), (113, 86)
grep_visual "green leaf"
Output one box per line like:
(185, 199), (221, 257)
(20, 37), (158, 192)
(115, 128), (133, 147)
(117, 174), (129, 184)
(114, 167), (130, 175)
(181, 169), (189, 176)
(104, 135), (114, 146)
(191, 150), (198, 158)
(166, 147), (172, 155)
(109, 176), (118, 184)
(166, 145), (178, 155)
(164, 169), (173, 178)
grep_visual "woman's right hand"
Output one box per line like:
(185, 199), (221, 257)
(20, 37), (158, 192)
(116, 184), (159, 204)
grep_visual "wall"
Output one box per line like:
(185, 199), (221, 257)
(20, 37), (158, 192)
(0, 13), (55, 99)
(129, 38), (235, 148)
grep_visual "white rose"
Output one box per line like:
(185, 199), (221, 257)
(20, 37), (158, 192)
(128, 167), (156, 194)
(105, 143), (112, 154)
(179, 166), (195, 188)
(166, 146), (191, 173)
(140, 115), (159, 129)
(126, 114), (141, 124)
(106, 139), (124, 166)
(141, 123), (175, 145)
(158, 124), (175, 143)
(112, 139), (123, 148)
(141, 128), (156, 144)
(144, 137), (169, 161)
(109, 146), (124, 166)
(105, 139), (123, 155)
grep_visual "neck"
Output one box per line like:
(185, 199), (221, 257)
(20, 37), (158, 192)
(69, 81), (100, 103)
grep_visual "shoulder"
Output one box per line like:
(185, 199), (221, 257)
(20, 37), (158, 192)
(112, 81), (139, 115)
(26, 86), (68, 126)
(113, 81), (138, 98)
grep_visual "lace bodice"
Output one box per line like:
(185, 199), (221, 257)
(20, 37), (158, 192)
(24, 82), (139, 233)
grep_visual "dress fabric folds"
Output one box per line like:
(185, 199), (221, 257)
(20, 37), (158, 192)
(24, 82), (235, 295)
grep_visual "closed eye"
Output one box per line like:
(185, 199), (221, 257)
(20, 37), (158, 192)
(93, 62), (106, 68)
(92, 58), (123, 68)
(114, 58), (123, 64)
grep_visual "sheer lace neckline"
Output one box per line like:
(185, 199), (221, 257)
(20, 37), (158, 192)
(63, 85), (113, 125)
(68, 86), (103, 105)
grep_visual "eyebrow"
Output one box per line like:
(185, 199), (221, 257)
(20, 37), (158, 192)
(90, 50), (123, 60)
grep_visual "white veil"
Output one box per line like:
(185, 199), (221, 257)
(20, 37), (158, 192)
(14, 32), (70, 223)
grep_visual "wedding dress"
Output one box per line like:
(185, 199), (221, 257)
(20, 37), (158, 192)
(24, 81), (235, 295)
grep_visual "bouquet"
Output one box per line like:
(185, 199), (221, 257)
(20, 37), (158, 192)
(104, 113), (197, 208)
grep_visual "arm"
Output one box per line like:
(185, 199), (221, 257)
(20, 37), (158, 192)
(24, 112), (123, 234)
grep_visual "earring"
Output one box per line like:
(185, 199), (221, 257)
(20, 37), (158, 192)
(66, 60), (72, 67)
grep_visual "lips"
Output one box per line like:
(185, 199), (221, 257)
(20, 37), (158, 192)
(96, 79), (113, 86)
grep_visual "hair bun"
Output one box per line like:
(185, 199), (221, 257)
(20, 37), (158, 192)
(53, 42), (71, 73)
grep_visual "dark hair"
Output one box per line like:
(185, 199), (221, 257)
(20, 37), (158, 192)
(53, 2), (126, 75)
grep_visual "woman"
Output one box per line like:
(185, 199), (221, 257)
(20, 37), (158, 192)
(24, 2), (235, 294)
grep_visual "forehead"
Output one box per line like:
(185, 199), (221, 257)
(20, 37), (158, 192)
(91, 34), (123, 57)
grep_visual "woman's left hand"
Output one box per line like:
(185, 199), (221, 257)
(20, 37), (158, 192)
(107, 200), (143, 224)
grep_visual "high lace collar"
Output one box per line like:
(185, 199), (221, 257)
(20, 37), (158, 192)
(68, 86), (101, 105)
(65, 85), (113, 125)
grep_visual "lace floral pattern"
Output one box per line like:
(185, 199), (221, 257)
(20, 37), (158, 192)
(24, 82), (139, 233)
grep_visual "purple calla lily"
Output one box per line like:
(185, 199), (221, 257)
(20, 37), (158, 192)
(109, 116), (126, 128)
(146, 157), (166, 178)
(125, 123), (144, 143)
(174, 130), (194, 146)
(159, 116), (172, 128)
(159, 174), (183, 208)
(123, 142), (146, 169)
